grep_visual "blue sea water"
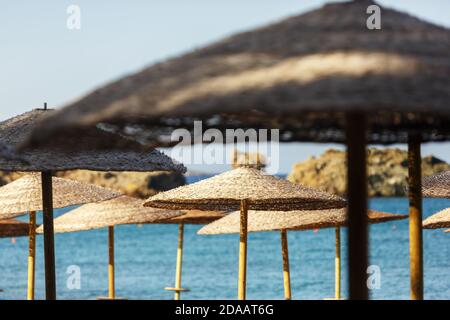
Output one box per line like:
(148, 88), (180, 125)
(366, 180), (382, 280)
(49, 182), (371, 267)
(0, 175), (449, 300)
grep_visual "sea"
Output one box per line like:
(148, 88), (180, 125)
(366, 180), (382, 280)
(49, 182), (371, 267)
(0, 175), (449, 300)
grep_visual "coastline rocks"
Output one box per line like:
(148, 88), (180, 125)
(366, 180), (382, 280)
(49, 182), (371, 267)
(231, 149), (266, 170)
(287, 148), (450, 197)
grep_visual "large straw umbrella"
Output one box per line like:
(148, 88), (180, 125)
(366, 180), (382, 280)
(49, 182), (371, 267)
(144, 167), (346, 300)
(199, 209), (407, 300)
(35, 195), (182, 300)
(0, 174), (121, 300)
(158, 210), (226, 300)
(422, 171), (450, 199)
(422, 172), (450, 281)
(24, 0), (450, 300)
(0, 219), (29, 296)
(0, 108), (185, 299)
(0, 219), (29, 238)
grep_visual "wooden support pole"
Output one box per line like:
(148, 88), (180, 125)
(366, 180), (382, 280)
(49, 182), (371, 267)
(174, 223), (185, 300)
(238, 199), (248, 300)
(345, 112), (368, 300)
(335, 227), (341, 300)
(108, 226), (115, 299)
(408, 135), (424, 300)
(280, 229), (292, 300)
(41, 171), (56, 300)
(27, 211), (36, 300)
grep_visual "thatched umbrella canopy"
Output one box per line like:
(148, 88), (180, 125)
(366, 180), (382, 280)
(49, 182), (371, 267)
(145, 167), (346, 300)
(199, 209), (406, 300)
(22, 0), (450, 300)
(199, 209), (406, 234)
(0, 219), (30, 238)
(0, 108), (185, 300)
(423, 208), (450, 229)
(22, 1), (449, 146)
(0, 109), (185, 172)
(157, 210), (226, 300)
(144, 167), (346, 211)
(36, 195), (182, 300)
(422, 171), (450, 199)
(0, 174), (120, 300)
(161, 210), (226, 225)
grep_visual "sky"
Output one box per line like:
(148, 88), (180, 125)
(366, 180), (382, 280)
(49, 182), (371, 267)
(1, 0), (449, 174)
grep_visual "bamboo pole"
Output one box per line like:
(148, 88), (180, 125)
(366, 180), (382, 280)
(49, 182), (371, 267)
(238, 199), (248, 300)
(408, 135), (423, 300)
(280, 229), (292, 300)
(174, 223), (185, 300)
(335, 227), (341, 300)
(41, 171), (56, 300)
(27, 211), (36, 300)
(345, 112), (368, 300)
(108, 226), (115, 299)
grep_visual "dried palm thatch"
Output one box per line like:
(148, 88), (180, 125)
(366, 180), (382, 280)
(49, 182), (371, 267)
(0, 174), (121, 219)
(198, 208), (407, 234)
(422, 171), (450, 199)
(423, 208), (450, 229)
(160, 210), (226, 225)
(0, 219), (30, 238)
(0, 109), (185, 173)
(25, 0), (450, 146)
(36, 196), (182, 233)
(144, 167), (346, 211)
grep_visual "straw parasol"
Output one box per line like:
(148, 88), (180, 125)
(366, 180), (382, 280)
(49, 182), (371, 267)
(145, 167), (346, 300)
(158, 210), (226, 300)
(23, 1), (450, 300)
(0, 219), (30, 238)
(0, 107), (185, 300)
(423, 208), (450, 229)
(0, 219), (31, 295)
(422, 171), (450, 199)
(36, 195), (182, 300)
(0, 174), (121, 300)
(199, 208), (406, 300)
(0, 174), (121, 219)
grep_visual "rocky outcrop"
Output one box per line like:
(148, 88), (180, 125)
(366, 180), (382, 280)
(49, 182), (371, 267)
(287, 148), (450, 197)
(231, 149), (266, 170)
(0, 170), (185, 199)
